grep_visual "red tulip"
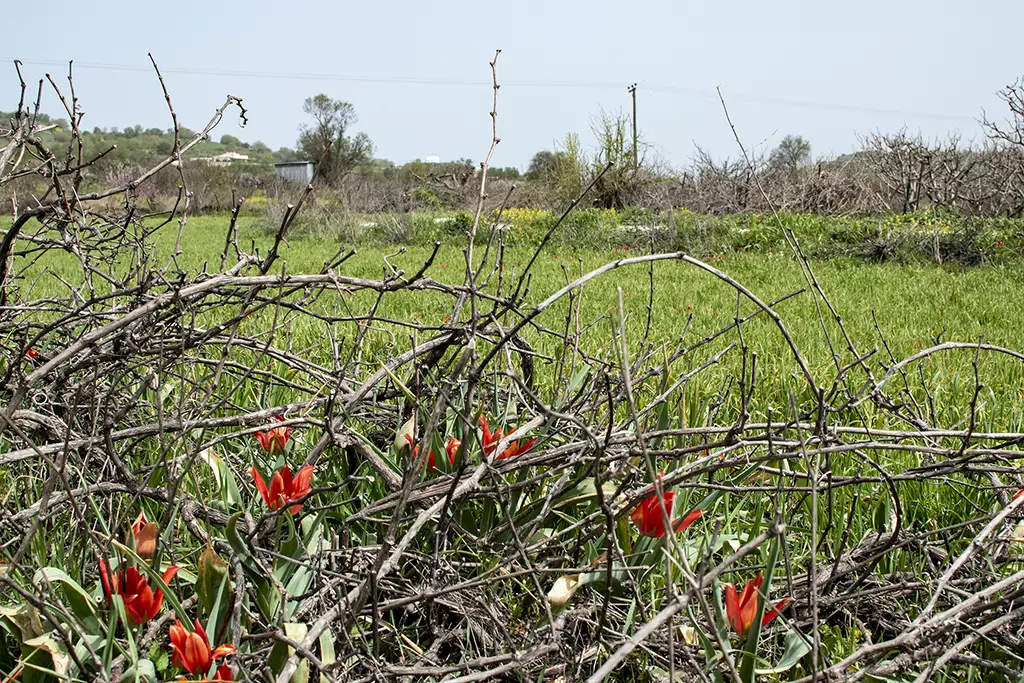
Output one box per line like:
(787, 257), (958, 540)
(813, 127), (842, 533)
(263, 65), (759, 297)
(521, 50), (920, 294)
(100, 560), (179, 625)
(479, 415), (535, 461)
(250, 465), (314, 514)
(254, 416), (291, 455)
(26, 348), (39, 359)
(442, 437), (461, 468)
(723, 574), (792, 636)
(405, 435), (461, 471)
(169, 618), (236, 676)
(131, 511), (158, 559)
(631, 489), (674, 537)
(630, 477), (703, 538)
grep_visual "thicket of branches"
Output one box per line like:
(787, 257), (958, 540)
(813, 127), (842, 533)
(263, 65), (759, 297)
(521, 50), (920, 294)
(2, 56), (1024, 683)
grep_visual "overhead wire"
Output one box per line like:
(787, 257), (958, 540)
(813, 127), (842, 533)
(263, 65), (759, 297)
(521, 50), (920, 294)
(1, 57), (979, 124)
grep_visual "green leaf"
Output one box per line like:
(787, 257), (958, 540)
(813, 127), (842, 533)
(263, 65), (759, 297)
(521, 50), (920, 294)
(559, 363), (592, 408)
(873, 495), (891, 533)
(33, 567), (99, 630)
(268, 623), (310, 683)
(756, 628), (812, 675)
(318, 627), (336, 683)
(283, 568), (312, 621)
(23, 634), (71, 679)
(21, 634), (70, 683)
(0, 604), (44, 641)
(199, 448), (243, 508)
(119, 658), (157, 683)
(150, 646), (170, 673)
(285, 623), (309, 683)
(205, 573), (231, 645)
(226, 512), (265, 581)
(197, 544), (233, 617)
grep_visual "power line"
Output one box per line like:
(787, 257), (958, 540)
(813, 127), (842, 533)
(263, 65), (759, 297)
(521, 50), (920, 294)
(1, 57), (979, 124)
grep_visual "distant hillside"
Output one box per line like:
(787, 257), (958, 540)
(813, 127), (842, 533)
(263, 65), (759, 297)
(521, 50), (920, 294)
(0, 110), (299, 171)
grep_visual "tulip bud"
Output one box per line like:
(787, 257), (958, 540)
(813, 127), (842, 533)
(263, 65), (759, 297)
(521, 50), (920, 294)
(547, 575), (579, 612)
(131, 511), (158, 560)
(395, 416), (415, 456)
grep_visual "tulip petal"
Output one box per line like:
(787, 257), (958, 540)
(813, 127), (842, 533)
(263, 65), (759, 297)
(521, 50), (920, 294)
(169, 621), (187, 669)
(134, 521), (158, 559)
(724, 583), (744, 634)
(478, 415), (493, 445)
(762, 598), (793, 627)
(131, 511), (150, 536)
(193, 618), (211, 650)
(267, 470), (286, 510)
(183, 631), (211, 674)
(673, 508), (704, 533)
(279, 465), (294, 492)
(211, 644), (237, 659)
(292, 466), (314, 496)
(99, 559), (114, 604)
(250, 467), (273, 508)
(444, 438), (461, 467)
(255, 431), (272, 453)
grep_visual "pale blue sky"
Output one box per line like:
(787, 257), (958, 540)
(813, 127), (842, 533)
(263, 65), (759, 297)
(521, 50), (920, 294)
(2, 1), (1020, 169)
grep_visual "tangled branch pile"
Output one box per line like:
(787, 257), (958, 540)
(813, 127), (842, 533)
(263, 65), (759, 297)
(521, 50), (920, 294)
(2, 58), (1023, 683)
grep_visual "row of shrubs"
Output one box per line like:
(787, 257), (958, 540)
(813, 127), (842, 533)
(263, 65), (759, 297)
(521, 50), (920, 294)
(261, 204), (1024, 267)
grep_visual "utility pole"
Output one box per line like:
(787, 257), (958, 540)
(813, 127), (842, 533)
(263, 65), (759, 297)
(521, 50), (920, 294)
(628, 83), (638, 169)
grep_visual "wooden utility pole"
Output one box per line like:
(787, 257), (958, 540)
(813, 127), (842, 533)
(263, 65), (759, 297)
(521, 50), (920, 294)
(628, 83), (638, 169)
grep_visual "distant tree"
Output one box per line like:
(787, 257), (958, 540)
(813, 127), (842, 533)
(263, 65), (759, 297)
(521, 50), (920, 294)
(220, 134), (243, 148)
(250, 141), (271, 154)
(769, 135), (811, 172)
(297, 94), (374, 183)
(144, 128), (164, 136)
(588, 110), (647, 209)
(490, 166), (520, 180)
(526, 150), (559, 181)
(275, 147), (301, 163)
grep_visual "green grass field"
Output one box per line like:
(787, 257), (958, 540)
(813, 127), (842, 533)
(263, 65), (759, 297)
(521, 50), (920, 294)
(24, 212), (1022, 430)
(6, 210), (1024, 682)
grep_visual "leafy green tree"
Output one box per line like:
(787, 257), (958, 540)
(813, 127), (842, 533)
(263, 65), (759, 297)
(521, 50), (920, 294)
(297, 94), (374, 183)
(526, 150), (559, 181)
(769, 135), (811, 172)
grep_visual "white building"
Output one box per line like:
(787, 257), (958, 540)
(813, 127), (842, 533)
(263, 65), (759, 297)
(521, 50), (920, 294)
(208, 151), (250, 164)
